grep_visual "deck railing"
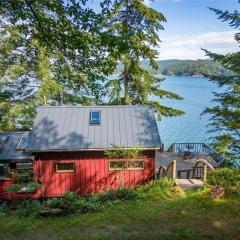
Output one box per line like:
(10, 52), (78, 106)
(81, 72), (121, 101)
(177, 159), (215, 181)
(167, 143), (225, 167)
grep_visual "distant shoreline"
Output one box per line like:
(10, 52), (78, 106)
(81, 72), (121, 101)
(162, 74), (205, 78)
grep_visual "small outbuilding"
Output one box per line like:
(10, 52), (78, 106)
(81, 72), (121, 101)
(0, 132), (34, 199)
(0, 105), (161, 199)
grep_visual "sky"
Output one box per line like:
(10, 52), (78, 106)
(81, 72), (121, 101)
(89, 0), (239, 60)
(145, 0), (239, 60)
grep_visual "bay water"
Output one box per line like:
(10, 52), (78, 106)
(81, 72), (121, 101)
(155, 76), (220, 149)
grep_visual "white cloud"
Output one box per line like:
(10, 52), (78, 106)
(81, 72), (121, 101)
(144, 0), (152, 6)
(157, 31), (239, 60)
(144, 0), (181, 5)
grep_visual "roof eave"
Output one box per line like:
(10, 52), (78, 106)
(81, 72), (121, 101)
(26, 146), (160, 153)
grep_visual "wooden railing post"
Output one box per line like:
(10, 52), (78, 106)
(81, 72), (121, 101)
(172, 160), (176, 181)
(202, 163), (207, 182)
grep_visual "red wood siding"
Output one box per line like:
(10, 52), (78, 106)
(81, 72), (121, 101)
(0, 150), (155, 199)
(36, 150), (155, 197)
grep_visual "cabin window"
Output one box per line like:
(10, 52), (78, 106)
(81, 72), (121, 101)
(127, 161), (144, 170)
(0, 136), (8, 152)
(16, 134), (29, 150)
(90, 111), (101, 124)
(0, 163), (10, 179)
(16, 162), (33, 170)
(56, 163), (75, 173)
(109, 160), (144, 171)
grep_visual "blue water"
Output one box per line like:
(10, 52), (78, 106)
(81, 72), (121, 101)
(155, 76), (219, 148)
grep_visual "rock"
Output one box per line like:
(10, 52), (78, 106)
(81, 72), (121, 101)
(210, 185), (225, 198)
(39, 208), (64, 217)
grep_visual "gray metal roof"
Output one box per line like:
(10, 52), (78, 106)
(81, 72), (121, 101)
(0, 132), (33, 162)
(28, 105), (161, 151)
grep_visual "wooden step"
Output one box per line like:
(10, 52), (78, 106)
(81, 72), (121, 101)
(175, 179), (204, 190)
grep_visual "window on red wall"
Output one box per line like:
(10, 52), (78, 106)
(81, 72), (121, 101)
(56, 163), (75, 173)
(109, 160), (144, 171)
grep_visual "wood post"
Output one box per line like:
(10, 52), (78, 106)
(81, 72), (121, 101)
(202, 163), (207, 182)
(172, 160), (176, 181)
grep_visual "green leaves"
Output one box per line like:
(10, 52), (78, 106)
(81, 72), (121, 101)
(104, 145), (143, 159)
(102, 0), (183, 117)
(203, 4), (240, 165)
(0, 0), (113, 130)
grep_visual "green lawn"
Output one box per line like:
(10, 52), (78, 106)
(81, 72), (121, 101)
(0, 186), (240, 240)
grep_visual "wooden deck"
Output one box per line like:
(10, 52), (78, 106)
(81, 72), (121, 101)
(156, 151), (217, 173)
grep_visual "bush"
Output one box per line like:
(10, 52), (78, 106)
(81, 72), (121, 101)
(115, 188), (137, 200)
(98, 188), (137, 202)
(47, 192), (100, 214)
(77, 199), (100, 214)
(207, 168), (240, 196)
(104, 145), (143, 158)
(15, 199), (42, 218)
(0, 202), (9, 217)
(47, 191), (82, 213)
(47, 188), (136, 215)
(137, 178), (174, 193)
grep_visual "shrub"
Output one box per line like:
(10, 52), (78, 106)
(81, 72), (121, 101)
(136, 178), (178, 199)
(5, 182), (41, 193)
(99, 189), (117, 202)
(15, 199), (42, 218)
(207, 168), (240, 196)
(115, 188), (137, 200)
(0, 202), (9, 217)
(99, 188), (137, 202)
(47, 191), (82, 213)
(47, 192), (100, 214)
(77, 199), (100, 214)
(5, 170), (41, 193)
(104, 145), (143, 158)
(47, 188), (136, 215)
(137, 178), (174, 193)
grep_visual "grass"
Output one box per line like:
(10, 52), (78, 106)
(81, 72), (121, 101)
(0, 181), (240, 240)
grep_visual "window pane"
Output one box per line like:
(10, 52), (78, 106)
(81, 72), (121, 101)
(0, 163), (10, 178)
(109, 160), (144, 170)
(109, 161), (125, 170)
(127, 161), (144, 169)
(56, 163), (75, 172)
(0, 136), (8, 151)
(16, 162), (33, 170)
(90, 111), (101, 124)
(17, 134), (29, 150)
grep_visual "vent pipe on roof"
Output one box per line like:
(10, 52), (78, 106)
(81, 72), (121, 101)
(60, 92), (64, 106)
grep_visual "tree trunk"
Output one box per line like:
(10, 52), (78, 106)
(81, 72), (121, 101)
(123, 0), (130, 105)
(123, 65), (129, 104)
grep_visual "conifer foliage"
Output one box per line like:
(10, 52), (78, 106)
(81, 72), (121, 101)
(101, 0), (184, 118)
(0, 0), (112, 130)
(203, 2), (240, 165)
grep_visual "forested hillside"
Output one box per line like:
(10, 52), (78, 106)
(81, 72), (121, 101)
(115, 59), (230, 76)
(158, 59), (230, 76)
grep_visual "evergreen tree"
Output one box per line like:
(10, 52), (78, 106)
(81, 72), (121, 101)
(202, 2), (240, 165)
(0, 0), (113, 130)
(101, 0), (184, 118)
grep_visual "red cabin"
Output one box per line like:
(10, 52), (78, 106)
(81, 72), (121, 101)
(0, 105), (161, 200)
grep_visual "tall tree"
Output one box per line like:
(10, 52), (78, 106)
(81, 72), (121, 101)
(0, 0), (113, 130)
(101, 0), (184, 118)
(202, 2), (240, 166)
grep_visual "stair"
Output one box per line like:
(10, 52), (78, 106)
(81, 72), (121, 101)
(175, 179), (204, 190)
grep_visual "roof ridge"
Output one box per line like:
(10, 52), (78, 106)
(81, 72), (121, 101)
(0, 131), (29, 134)
(38, 105), (152, 109)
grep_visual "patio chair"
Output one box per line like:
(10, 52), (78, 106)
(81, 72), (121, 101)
(178, 147), (184, 156)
